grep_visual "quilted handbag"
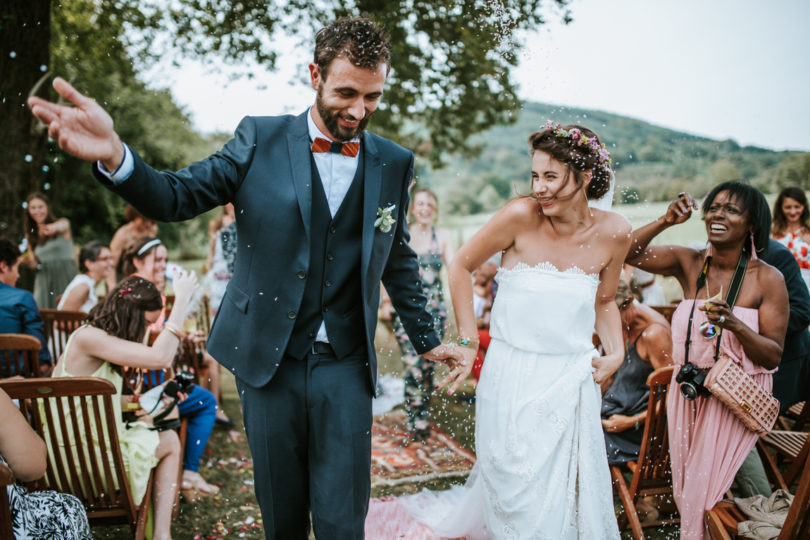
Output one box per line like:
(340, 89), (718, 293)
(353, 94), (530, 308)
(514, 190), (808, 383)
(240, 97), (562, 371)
(705, 353), (780, 434)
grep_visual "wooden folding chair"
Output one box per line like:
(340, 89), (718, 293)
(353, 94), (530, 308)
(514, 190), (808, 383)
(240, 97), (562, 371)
(125, 366), (187, 519)
(0, 460), (13, 540)
(757, 429), (810, 491)
(39, 309), (87, 363)
(785, 401), (810, 432)
(0, 334), (41, 379)
(611, 365), (679, 539)
(0, 377), (152, 539)
(707, 434), (810, 539)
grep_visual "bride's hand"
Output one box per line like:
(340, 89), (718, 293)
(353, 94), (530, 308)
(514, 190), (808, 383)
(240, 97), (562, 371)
(591, 352), (623, 385)
(435, 347), (477, 394)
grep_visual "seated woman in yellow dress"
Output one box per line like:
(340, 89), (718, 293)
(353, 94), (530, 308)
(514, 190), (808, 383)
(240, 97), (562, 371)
(51, 272), (198, 540)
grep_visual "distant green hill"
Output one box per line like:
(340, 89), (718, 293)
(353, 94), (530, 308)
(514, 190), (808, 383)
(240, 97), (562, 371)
(417, 102), (799, 215)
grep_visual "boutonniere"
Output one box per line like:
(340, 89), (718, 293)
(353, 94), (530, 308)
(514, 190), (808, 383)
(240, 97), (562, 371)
(375, 205), (397, 233)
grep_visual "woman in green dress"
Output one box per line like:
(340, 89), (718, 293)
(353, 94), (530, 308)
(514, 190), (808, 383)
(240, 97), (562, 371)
(23, 192), (77, 308)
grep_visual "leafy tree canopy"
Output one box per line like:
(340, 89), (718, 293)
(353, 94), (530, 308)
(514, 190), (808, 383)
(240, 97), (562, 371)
(105, 0), (571, 166)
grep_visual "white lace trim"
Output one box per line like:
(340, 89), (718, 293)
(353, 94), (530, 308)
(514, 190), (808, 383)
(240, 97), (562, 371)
(497, 261), (600, 285)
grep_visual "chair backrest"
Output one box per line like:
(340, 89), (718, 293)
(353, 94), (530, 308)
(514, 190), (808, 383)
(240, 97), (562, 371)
(38, 309), (88, 363)
(173, 339), (202, 385)
(650, 305), (677, 324)
(0, 377), (139, 528)
(0, 460), (13, 540)
(0, 334), (41, 379)
(780, 434), (810, 539)
(630, 365), (676, 495)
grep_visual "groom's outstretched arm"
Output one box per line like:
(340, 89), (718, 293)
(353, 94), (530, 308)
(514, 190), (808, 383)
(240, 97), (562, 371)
(28, 77), (125, 171)
(29, 77), (250, 221)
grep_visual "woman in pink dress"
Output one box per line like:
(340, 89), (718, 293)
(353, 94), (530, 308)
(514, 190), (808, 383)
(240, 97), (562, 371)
(625, 182), (789, 539)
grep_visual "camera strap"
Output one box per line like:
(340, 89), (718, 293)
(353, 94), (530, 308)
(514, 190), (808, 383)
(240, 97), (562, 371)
(684, 249), (748, 366)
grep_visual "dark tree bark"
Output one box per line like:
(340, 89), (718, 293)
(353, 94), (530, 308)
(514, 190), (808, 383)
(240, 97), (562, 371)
(0, 0), (50, 242)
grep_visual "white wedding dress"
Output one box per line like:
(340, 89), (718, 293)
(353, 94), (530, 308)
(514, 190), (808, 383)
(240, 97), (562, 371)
(400, 262), (620, 539)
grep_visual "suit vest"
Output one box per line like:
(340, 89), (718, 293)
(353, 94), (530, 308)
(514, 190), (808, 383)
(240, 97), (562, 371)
(286, 152), (366, 360)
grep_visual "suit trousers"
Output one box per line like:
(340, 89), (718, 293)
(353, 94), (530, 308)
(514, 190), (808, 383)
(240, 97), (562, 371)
(236, 345), (373, 540)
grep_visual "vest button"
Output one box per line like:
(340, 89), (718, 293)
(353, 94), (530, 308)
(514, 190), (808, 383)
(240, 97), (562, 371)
(326, 253), (335, 261)
(329, 226), (337, 234)
(324, 280), (333, 287)
(323, 305), (329, 312)
(297, 271), (306, 279)
(309, 331), (316, 338)
(287, 310), (297, 319)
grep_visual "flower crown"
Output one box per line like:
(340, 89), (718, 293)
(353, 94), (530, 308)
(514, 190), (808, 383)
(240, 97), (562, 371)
(541, 120), (612, 167)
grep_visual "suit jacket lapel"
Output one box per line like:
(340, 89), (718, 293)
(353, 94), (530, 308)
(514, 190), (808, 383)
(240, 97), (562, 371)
(361, 134), (382, 284)
(286, 111), (313, 244)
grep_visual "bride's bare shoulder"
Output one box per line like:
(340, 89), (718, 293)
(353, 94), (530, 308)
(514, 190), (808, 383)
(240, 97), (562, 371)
(500, 196), (540, 220)
(593, 208), (631, 237)
(591, 208), (633, 245)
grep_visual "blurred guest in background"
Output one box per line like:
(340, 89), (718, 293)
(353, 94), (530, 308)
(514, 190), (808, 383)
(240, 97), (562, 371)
(0, 238), (52, 376)
(471, 255), (499, 383)
(772, 186), (810, 293)
(382, 188), (454, 443)
(58, 241), (113, 312)
(601, 279), (672, 466)
(22, 192), (77, 309)
(204, 204), (237, 315)
(622, 263), (666, 305)
(109, 204), (158, 290)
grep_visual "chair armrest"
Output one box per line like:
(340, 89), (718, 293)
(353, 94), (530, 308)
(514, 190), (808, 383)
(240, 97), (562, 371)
(0, 462), (13, 486)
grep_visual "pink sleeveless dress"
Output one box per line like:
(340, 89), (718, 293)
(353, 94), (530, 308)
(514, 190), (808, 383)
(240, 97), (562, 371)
(668, 300), (774, 539)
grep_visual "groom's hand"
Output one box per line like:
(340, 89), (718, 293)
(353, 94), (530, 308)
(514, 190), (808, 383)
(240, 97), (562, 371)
(28, 77), (124, 171)
(431, 345), (476, 394)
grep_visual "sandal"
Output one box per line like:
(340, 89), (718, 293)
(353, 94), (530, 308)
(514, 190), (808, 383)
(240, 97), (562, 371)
(181, 471), (219, 502)
(215, 408), (235, 427)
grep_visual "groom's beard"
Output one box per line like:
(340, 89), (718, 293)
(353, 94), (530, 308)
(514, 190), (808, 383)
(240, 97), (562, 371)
(316, 84), (373, 141)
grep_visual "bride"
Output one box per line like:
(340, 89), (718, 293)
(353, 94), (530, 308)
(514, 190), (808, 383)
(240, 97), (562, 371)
(402, 123), (628, 539)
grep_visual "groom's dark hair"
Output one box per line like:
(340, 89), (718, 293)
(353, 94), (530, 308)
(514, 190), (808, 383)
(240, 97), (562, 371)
(314, 17), (391, 79)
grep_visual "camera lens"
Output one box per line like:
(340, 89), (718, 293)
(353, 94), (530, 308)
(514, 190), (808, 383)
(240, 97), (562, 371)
(163, 380), (181, 399)
(680, 382), (698, 401)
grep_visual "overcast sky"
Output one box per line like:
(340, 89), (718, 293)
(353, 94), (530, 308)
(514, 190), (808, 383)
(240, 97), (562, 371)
(149, 0), (810, 151)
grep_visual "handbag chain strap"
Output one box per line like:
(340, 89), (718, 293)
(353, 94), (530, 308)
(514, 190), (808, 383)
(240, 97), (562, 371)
(684, 249), (748, 366)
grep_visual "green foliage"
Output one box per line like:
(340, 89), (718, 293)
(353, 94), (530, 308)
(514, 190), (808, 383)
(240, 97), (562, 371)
(620, 186), (641, 204)
(775, 152), (810, 190)
(111, 0), (572, 167)
(33, 2), (229, 251)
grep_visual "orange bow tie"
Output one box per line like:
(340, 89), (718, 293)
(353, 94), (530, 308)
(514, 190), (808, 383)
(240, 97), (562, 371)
(311, 137), (360, 157)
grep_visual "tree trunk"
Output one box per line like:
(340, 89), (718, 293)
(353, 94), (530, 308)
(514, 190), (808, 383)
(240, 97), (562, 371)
(0, 0), (50, 243)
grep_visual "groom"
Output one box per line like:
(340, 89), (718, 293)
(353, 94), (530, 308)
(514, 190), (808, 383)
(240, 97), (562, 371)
(29, 17), (461, 539)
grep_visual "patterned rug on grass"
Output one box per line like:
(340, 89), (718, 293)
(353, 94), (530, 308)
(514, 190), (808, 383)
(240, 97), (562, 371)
(371, 410), (476, 488)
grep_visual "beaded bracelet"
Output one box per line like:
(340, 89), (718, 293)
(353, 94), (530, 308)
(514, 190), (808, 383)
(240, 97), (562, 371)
(458, 337), (480, 350)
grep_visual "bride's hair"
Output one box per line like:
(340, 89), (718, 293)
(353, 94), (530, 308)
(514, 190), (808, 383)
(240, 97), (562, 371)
(528, 124), (612, 201)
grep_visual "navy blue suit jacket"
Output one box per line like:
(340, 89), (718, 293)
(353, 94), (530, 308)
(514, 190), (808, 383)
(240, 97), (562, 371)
(95, 112), (440, 388)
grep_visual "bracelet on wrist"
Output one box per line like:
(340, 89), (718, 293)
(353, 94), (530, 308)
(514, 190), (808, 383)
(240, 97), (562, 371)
(458, 337), (480, 350)
(163, 322), (182, 339)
